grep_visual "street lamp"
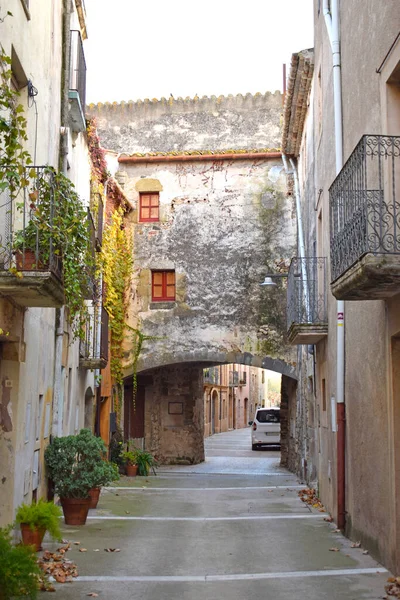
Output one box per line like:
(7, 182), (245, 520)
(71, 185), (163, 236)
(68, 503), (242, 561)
(260, 274), (289, 286)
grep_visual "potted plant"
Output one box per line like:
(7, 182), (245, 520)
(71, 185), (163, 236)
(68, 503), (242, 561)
(15, 498), (62, 551)
(134, 448), (158, 476)
(0, 525), (40, 600)
(122, 446), (157, 477)
(121, 449), (139, 477)
(44, 428), (110, 525)
(13, 167), (94, 335)
(88, 460), (119, 508)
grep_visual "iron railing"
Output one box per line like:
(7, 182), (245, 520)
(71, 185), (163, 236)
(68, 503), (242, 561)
(330, 135), (400, 282)
(69, 30), (86, 110)
(204, 367), (220, 385)
(80, 304), (108, 366)
(286, 257), (327, 328)
(0, 166), (62, 278)
(229, 371), (239, 387)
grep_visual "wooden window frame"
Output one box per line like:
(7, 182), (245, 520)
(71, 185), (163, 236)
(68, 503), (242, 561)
(151, 270), (175, 302)
(139, 192), (159, 222)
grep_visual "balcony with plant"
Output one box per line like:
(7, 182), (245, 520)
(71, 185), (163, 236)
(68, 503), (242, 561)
(0, 166), (95, 331)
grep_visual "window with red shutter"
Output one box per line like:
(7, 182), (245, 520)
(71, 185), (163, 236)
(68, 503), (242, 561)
(152, 271), (175, 301)
(139, 192), (159, 222)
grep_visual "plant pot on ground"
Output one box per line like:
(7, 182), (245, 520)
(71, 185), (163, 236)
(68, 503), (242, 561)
(88, 461), (119, 508)
(15, 498), (62, 551)
(0, 526), (41, 600)
(44, 428), (119, 525)
(122, 446), (158, 477)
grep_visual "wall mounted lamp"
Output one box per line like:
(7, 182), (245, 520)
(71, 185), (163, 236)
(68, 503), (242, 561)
(260, 274), (289, 286)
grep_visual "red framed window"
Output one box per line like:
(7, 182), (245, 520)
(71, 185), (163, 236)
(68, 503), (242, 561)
(152, 270), (175, 302)
(139, 192), (159, 222)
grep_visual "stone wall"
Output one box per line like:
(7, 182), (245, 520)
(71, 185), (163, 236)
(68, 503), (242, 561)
(87, 93), (283, 154)
(144, 364), (204, 464)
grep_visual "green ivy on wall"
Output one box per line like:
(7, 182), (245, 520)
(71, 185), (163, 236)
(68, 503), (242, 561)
(100, 208), (133, 418)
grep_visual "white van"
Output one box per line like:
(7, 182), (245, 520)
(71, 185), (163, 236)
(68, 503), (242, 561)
(251, 407), (280, 450)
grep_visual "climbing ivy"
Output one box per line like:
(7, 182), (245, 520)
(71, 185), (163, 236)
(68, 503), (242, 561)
(100, 208), (133, 419)
(0, 21), (32, 194)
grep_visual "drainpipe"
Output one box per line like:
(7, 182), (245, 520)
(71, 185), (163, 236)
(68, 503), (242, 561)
(323, 0), (345, 530)
(52, 0), (72, 438)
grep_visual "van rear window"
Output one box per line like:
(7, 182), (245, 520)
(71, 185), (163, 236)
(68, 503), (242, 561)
(256, 410), (280, 423)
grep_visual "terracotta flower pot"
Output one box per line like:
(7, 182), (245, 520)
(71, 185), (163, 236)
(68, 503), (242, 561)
(60, 497), (91, 525)
(15, 249), (44, 271)
(126, 464), (138, 477)
(88, 487), (101, 509)
(20, 524), (46, 552)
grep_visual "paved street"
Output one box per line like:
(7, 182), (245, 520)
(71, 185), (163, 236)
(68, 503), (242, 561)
(41, 428), (390, 599)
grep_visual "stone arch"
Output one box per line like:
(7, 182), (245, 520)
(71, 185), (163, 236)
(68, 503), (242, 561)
(137, 351), (297, 380)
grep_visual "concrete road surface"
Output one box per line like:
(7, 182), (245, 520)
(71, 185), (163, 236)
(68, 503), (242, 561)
(39, 428), (391, 599)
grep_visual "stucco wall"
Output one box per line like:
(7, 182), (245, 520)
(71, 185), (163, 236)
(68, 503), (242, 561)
(300, 0), (400, 573)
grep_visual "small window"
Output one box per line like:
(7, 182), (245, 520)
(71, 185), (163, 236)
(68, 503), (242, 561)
(140, 192), (159, 222)
(152, 270), (175, 301)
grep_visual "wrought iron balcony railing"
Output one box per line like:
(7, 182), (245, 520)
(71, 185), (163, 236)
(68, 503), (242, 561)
(330, 135), (400, 297)
(80, 303), (108, 369)
(286, 257), (328, 345)
(69, 30), (87, 131)
(229, 371), (239, 387)
(204, 367), (220, 385)
(0, 166), (63, 276)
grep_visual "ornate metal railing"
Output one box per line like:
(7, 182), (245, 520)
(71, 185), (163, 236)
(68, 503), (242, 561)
(287, 257), (327, 328)
(0, 166), (62, 278)
(330, 135), (400, 282)
(229, 370), (239, 387)
(80, 303), (108, 366)
(204, 367), (220, 385)
(69, 30), (87, 111)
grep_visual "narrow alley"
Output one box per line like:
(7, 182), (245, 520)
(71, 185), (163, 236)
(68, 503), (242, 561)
(42, 429), (389, 600)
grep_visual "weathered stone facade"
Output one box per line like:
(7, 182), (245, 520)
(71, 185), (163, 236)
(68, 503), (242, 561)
(89, 94), (297, 463)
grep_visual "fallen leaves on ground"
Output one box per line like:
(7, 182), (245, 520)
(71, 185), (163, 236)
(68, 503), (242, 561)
(351, 542), (361, 548)
(329, 547), (340, 552)
(385, 577), (400, 597)
(104, 548), (120, 552)
(87, 593), (99, 597)
(298, 488), (326, 512)
(37, 543), (78, 589)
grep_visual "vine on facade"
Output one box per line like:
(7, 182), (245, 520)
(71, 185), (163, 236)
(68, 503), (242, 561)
(100, 207), (133, 419)
(0, 28), (32, 194)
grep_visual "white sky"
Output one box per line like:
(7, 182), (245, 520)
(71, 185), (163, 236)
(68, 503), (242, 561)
(84, 0), (314, 104)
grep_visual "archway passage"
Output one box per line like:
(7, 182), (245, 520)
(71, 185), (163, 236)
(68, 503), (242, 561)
(123, 358), (297, 466)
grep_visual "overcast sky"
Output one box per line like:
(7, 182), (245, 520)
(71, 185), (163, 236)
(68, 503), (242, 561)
(84, 0), (314, 104)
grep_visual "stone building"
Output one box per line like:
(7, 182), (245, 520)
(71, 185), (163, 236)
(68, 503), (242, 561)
(283, 0), (400, 575)
(0, 1), (99, 525)
(88, 94), (297, 464)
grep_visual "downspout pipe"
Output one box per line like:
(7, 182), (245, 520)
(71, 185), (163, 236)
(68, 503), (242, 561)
(323, 0), (346, 531)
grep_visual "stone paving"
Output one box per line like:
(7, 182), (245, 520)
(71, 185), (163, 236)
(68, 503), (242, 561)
(39, 428), (391, 599)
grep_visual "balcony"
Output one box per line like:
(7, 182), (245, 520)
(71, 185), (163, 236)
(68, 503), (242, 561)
(330, 135), (400, 300)
(0, 167), (64, 307)
(204, 367), (220, 385)
(69, 30), (87, 132)
(229, 371), (239, 387)
(287, 257), (328, 345)
(80, 304), (108, 369)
